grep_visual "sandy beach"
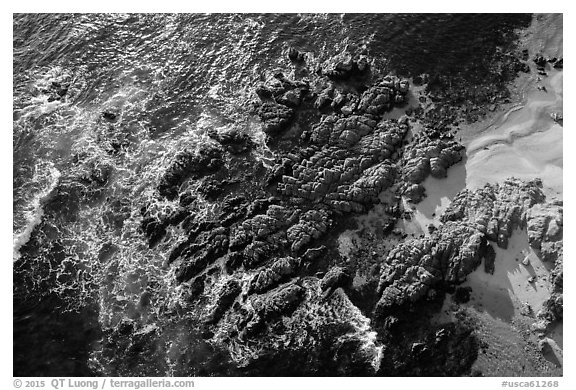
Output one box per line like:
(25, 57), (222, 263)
(453, 14), (563, 370)
(465, 68), (563, 198)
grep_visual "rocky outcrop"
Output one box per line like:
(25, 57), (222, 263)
(256, 102), (295, 134)
(526, 201), (563, 328)
(553, 58), (563, 69)
(206, 278), (242, 325)
(139, 50), (493, 375)
(238, 282), (306, 340)
(279, 116), (407, 213)
(157, 143), (224, 199)
(248, 256), (300, 294)
(442, 178), (546, 248)
(320, 266), (352, 298)
(207, 128), (254, 155)
(287, 209), (331, 252)
(533, 54), (563, 71)
(254, 73), (312, 135)
(399, 131), (464, 202)
(320, 51), (369, 80)
(173, 226), (230, 283)
(376, 221), (487, 314)
(287, 47), (306, 63)
(526, 201), (563, 262)
(376, 178), (561, 315)
(357, 76), (410, 115)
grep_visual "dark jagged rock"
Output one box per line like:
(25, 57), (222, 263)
(218, 195), (249, 227)
(399, 131), (464, 202)
(258, 282), (306, 321)
(442, 178), (546, 248)
(375, 221), (486, 314)
(526, 201), (563, 262)
(453, 286), (472, 304)
(553, 58), (563, 69)
(376, 178), (561, 316)
(207, 128), (254, 154)
(526, 201), (564, 328)
(320, 266), (352, 299)
(533, 54), (548, 68)
(287, 47), (305, 63)
(483, 243), (496, 274)
(140, 215), (167, 248)
(256, 102), (295, 134)
(238, 282), (306, 340)
(248, 257), (300, 294)
(157, 143), (224, 199)
(230, 204), (300, 249)
(206, 278), (242, 325)
(333, 92), (360, 116)
(303, 245), (327, 262)
(198, 178), (240, 201)
(255, 73), (310, 108)
(102, 111), (118, 122)
(287, 209), (331, 252)
(320, 51), (369, 80)
(174, 227), (230, 283)
(357, 76), (410, 116)
(278, 116), (407, 213)
(314, 86), (334, 110)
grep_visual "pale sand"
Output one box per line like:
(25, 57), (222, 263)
(461, 13), (563, 199)
(464, 69), (563, 198)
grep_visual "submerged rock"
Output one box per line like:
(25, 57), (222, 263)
(287, 47), (306, 63)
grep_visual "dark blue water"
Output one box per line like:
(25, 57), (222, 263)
(13, 13), (531, 376)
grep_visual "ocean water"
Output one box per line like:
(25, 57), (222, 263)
(13, 13), (532, 376)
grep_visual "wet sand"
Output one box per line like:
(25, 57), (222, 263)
(464, 68), (563, 198)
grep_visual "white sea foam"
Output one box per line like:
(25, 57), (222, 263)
(13, 163), (61, 262)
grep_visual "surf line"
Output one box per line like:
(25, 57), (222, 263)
(13, 163), (61, 262)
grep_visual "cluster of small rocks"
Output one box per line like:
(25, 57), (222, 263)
(254, 73), (311, 134)
(533, 53), (563, 75)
